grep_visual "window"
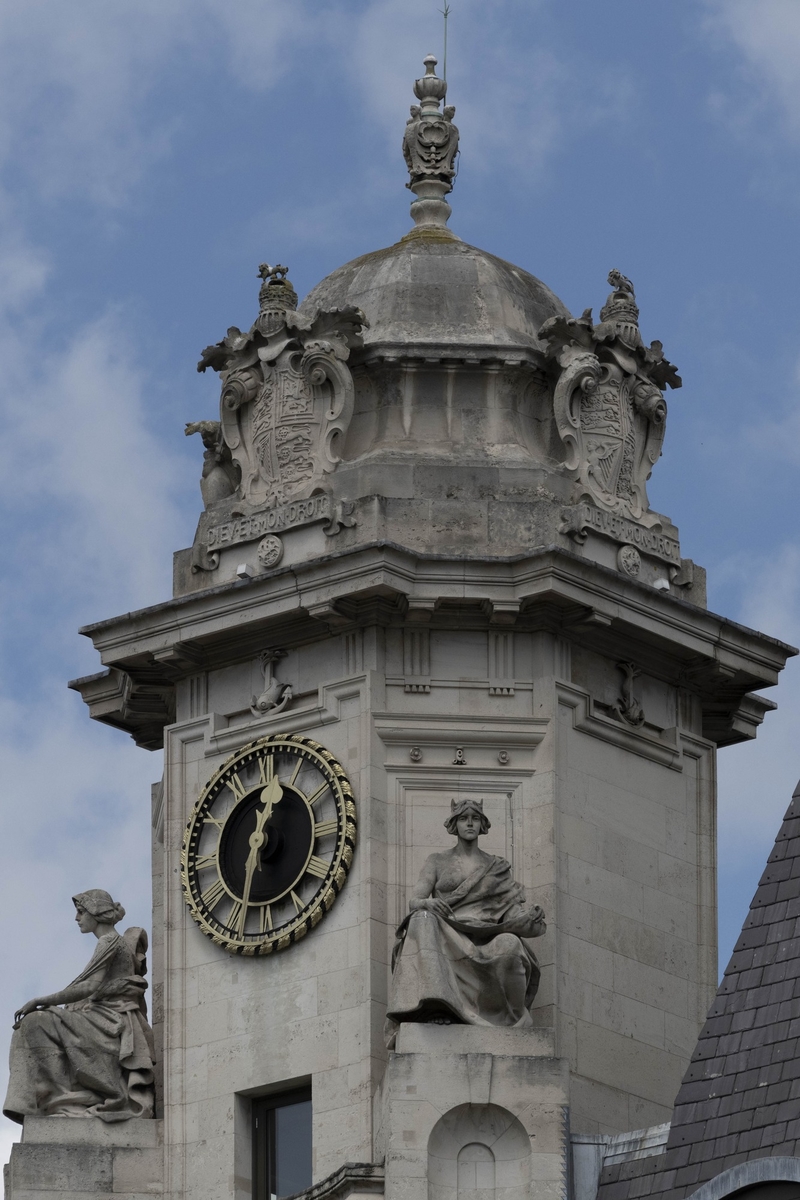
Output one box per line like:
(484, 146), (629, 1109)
(252, 1088), (312, 1200)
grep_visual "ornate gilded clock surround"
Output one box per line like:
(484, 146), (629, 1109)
(180, 733), (357, 956)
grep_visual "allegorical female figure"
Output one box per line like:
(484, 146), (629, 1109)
(4, 890), (155, 1123)
(386, 799), (546, 1044)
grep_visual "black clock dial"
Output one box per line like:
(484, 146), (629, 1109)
(218, 785), (313, 905)
(180, 734), (356, 956)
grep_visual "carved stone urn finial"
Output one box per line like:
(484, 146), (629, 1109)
(414, 54), (448, 104)
(402, 55), (459, 231)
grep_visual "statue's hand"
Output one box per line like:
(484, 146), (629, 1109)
(418, 898), (453, 920)
(526, 904), (546, 934)
(13, 999), (44, 1029)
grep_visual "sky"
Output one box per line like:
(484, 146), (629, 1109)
(1, 0), (800, 1160)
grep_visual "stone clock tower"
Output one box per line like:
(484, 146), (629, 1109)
(6, 55), (795, 1200)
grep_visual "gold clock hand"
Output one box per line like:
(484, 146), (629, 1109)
(237, 775), (283, 937)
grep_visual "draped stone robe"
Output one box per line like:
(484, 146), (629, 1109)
(386, 854), (544, 1044)
(4, 928), (155, 1123)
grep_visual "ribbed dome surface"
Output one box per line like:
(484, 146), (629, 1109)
(300, 229), (570, 355)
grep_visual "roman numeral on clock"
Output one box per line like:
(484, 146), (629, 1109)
(306, 856), (330, 879)
(200, 878), (226, 911)
(227, 772), (248, 802)
(307, 782), (329, 806)
(228, 901), (244, 932)
(314, 820), (338, 839)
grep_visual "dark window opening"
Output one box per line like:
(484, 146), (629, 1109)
(731, 1186), (800, 1200)
(252, 1087), (312, 1200)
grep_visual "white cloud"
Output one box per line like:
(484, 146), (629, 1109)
(206, 0), (340, 90)
(702, 0), (800, 142)
(0, 0), (339, 208)
(0, 0), (187, 205)
(0, 295), (197, 691)
(0, 308), (193, 615)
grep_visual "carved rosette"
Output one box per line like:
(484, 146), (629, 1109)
(189, 265), (368, 568)
(540, 271), (680, 524)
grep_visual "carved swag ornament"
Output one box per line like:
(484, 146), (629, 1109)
(187, 265), (367, 571)
(539, 271), (681, 525)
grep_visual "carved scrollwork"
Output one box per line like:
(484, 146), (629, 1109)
(540, 272), (681, 523)
(194, 265), (368, 515)
(551, 345), (603, 474)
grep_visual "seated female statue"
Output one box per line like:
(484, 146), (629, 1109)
(386, 799), (545, 1044)
(4, 889), (155, 1123)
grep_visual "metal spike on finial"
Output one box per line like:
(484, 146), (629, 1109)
(440, 3), (451, 83)
(402, 55), (459, 231)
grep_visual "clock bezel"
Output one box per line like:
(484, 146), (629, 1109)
(180, 733), (357, 956)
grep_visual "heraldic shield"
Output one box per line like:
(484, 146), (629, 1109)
(195, 264), (368, 513)
(539, 270), (681, 524)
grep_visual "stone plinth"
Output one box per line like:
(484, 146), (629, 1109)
(4, 1117), (163, 1200)
(378, 1024), (568, 1200)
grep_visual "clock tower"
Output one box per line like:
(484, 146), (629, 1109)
(6, 55), (795, 1200)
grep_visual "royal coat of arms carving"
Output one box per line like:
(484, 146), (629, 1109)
(187, 265), (367, 570)
(539, 271), (681, 524)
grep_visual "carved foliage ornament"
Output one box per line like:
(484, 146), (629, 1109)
(539, 270), (681, 523)
(192, 265), (368, 514)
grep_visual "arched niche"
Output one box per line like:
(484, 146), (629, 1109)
(428, 1103), (531, 1200)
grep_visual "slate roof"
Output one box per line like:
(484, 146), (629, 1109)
(597, 780), (800, 1200)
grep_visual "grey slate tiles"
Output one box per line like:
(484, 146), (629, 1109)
(597, 780), (800, 1200)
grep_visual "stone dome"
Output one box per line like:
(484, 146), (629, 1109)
(300, 228), (570, 358)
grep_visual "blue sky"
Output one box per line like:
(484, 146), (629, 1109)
(2, 0), (800, 1155)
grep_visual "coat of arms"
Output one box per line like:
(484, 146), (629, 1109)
(193, 265), (367, 510)
(539, 270), (681, 523)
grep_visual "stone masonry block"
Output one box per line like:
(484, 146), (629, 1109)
(9, 1144), (112, 1193)
(111, 1147), (163, 1194)
(568, 860), (644, 922)
(21, 1119), (161, 1149)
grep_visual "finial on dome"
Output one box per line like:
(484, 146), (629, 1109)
(402, 55), (459, 231)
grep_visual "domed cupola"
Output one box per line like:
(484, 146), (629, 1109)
(301, 54), (570, 375)
(181, 56), (688, 598)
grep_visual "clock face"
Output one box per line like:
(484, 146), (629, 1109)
(181, 734), (356, 955)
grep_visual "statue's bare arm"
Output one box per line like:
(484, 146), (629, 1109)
(408, 853), (453, 920)
(13, 977), (102, 1028)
